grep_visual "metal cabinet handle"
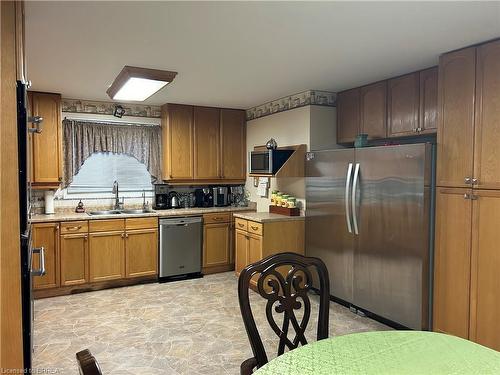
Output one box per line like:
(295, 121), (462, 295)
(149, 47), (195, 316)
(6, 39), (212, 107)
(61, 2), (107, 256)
(471, 194), (478, 200)
(250, 225), (259, 230)
(28, 116), (43, 134)
(351, 163), (360, 235)
(121, 233), (125, 238)
(65, 225), (82, 231)
(213, 217), (224, 221)
(464, 193), (470, 199)
(31, 247), (46, 276)
(464, 177), (472, 184)
(472, 178), (478, 185)
(345, 163), (353, 234)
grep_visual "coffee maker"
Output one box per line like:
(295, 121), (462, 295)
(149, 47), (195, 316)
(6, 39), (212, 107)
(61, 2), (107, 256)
(213, 187), (229, 207)
(194, 188), (213, 208)
(154, 184), (170, 210)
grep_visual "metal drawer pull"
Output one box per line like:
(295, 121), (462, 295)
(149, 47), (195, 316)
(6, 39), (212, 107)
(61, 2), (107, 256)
(213, 217), (224, 221)
(464, 177), (472, 184)
(250, 225), (259, 230)
(238, 223), (245, 227)
(65, 225), (82, 231)
(464, 193), (470, 200)
(31, 247), (46, 276)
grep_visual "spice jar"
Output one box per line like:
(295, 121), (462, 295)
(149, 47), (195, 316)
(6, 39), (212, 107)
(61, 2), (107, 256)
(287, 197), (296, 208)
(281, 195), (290, 207)
(275, 192), (283, 207)
(271, 190), (278, 206)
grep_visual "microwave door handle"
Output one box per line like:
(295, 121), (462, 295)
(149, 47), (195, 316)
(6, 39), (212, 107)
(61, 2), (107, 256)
(351, 163), (360, 235)
(268, 150), (273, 174)
(345, 163), (353, 233)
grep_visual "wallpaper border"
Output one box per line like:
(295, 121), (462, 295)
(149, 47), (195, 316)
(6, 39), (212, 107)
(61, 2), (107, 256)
(61, 98), (162, 118)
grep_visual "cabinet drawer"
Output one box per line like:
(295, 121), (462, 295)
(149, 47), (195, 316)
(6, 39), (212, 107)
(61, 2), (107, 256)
(60, 221), (88, 234)
(204, 212), (230, 224)
(125, 217), (158, 230)
(235, 218), (248, 231)
(89, 219), (125, 232)
(247, 221), (263, 236)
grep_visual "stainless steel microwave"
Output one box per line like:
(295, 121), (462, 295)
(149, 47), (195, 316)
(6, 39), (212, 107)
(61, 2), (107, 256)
(249, 149), (294, 174)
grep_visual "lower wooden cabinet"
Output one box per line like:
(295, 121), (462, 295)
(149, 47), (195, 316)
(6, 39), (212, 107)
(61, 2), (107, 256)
(89, 231), (125, 282)
(202, 213), (231, 274)
(125, 228), (158, 278)
(32, 222), (60, 290)
(60, 233), (88, 286)
(235, 228), (249, 274)
(434, 187), (500, 351)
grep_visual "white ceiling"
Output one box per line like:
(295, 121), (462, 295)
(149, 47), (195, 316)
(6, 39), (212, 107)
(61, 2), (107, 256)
(25, 1), (500, 109)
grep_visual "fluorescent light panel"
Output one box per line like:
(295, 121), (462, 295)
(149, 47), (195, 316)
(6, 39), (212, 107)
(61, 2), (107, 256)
(112, 77), (168, 101)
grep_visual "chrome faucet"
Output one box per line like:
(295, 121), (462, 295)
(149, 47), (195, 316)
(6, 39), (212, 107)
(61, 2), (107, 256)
(112, 180), (123, 210)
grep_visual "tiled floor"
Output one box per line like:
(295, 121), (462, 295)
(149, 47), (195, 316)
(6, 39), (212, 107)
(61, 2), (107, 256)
(33, 272), (389, 374)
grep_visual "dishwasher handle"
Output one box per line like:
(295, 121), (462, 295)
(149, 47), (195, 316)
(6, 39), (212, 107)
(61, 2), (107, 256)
(160, 217), (202, 227)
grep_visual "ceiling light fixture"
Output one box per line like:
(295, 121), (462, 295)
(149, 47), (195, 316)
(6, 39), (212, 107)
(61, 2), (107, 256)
(106, 66), (177, 102)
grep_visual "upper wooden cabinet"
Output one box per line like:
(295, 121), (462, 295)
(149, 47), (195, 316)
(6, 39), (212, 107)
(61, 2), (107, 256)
(162, 103), (194, 180)
(418, 67), (438, 134)
(194, 106), (220, 179)
(220, 109), (246, 180)
(337, 88), (360, 143)
(29, 92), (62, 186)
(161, 103), (246, 183)
(473, 40), (500, 190)
(388, 73), (419, 137)
(436, 47), (476, 187)
(360, 81), (387, 139)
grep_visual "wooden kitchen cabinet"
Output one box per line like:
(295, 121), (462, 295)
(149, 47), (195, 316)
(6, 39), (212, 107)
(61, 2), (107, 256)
(32, 222), (60, 290)
(125, 228), (158, 278)
(388, 72), (419, 137)
(89, 231), (125, 282)
(418, 67), (438, 134)
(194, 106), (220, 179)
(220, 109), (246, 180)
(360, 81), (387, 139)
(436, 47), (476, 187)
(336, 88), (360, 144)
(60, 233), (88, 286)
(433, 188), (472, 339)
(30, 92), (62, 187)
(469, 190), (500, 351)
(235, 229), (249, 274)
(473, 40), (500, 190)
(203, 213), (232, 274)
(162, 103), (194, 181)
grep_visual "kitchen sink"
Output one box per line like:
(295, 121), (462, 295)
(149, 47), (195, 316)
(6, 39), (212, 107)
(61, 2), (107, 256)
(88, 210), (123, 216)
(120, 209), (153, 214)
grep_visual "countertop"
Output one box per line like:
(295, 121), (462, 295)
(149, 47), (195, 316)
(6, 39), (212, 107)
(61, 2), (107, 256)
(232, 211), (305, 223)
(30, 205), (256, 223)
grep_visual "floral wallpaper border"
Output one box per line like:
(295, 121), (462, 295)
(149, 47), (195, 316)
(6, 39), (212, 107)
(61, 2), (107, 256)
(246, 90), (336, 121)
(62, 98), (162, 118)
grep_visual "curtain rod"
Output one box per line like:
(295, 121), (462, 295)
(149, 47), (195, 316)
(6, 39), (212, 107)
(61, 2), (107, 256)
(63, 116), (160, 127)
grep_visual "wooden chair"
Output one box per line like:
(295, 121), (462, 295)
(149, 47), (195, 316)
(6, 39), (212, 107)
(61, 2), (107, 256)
(238, 252), (330, 374)
(76, 349), (102, 375)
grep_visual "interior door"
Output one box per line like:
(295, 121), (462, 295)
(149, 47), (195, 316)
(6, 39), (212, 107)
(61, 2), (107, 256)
(353, 144), (430, 329)
(305, 149), (355, 302)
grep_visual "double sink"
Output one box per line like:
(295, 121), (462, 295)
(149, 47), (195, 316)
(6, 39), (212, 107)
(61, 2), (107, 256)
(88, 209), (152, 216)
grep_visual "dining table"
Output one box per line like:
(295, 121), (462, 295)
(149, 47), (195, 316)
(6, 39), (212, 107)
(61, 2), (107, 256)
(254, 331), (500, 375)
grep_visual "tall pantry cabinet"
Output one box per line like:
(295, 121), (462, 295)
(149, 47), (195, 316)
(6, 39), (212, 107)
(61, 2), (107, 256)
(434, 39), (500, 351)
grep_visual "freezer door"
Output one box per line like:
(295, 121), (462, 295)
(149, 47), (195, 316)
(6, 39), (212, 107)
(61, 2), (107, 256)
(353, 144), (430, 329)
(306, 149), (355, 302)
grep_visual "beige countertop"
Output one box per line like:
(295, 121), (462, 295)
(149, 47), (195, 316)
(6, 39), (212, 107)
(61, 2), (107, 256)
(232, 211), (305, 223)
(30, 205), (256, 223)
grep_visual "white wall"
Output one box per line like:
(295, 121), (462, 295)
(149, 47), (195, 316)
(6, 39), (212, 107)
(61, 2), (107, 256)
(245, 105), (337, 212)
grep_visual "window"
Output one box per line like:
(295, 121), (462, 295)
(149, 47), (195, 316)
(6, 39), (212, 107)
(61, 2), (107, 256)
(66, 152), (153, 195)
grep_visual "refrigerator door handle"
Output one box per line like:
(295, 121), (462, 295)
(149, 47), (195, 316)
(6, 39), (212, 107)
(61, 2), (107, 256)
(31, 247), (46, 276)
(345, 163), (353, 233)
(352, 163), (360, 235)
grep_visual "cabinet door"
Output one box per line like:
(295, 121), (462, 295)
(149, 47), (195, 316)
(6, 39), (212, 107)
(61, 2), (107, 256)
(162, 103), (194, 180)
(31, 92), (62, 184)
(336, 88), (360, 144)
(60, 233), (88, 286)
(388, 72), (419, 137)
(203, 223), (230, 268)
(125, 228), (158, 278)
(474, 40), (500, 190)
(360, 81), (387, 139)
(470, 190), (500, 351)
(235, 229), (249, 274)
(437, 47), (476, 187)
(433, 188), (472, 339)
(419, 67), (438, 134)
(32, 223), (59, 289)
(89, 231), (125, 282)
(248, 233), (262, 265)
(220, 109), (246, 180)
(194, 106), (220, 179)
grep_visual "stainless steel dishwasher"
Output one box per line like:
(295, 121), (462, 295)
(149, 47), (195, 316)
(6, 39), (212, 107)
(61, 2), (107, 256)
(159, 216), (203, 280)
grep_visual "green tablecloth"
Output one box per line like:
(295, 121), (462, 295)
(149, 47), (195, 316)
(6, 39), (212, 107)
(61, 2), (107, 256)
(255, 331), (500, 375)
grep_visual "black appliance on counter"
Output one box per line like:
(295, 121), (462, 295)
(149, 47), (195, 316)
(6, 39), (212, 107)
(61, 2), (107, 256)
(194, 188), (213, 208)
(213, 187), (229, 207)
(154, 184), (170, 209)
(18, 80), (44, 370)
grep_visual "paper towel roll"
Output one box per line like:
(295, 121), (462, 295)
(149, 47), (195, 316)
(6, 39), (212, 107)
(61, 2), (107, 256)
(44, 190), (55, 214)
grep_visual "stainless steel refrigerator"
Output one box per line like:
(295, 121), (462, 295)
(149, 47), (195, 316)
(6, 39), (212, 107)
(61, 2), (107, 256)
(305, 143), (434, 330)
